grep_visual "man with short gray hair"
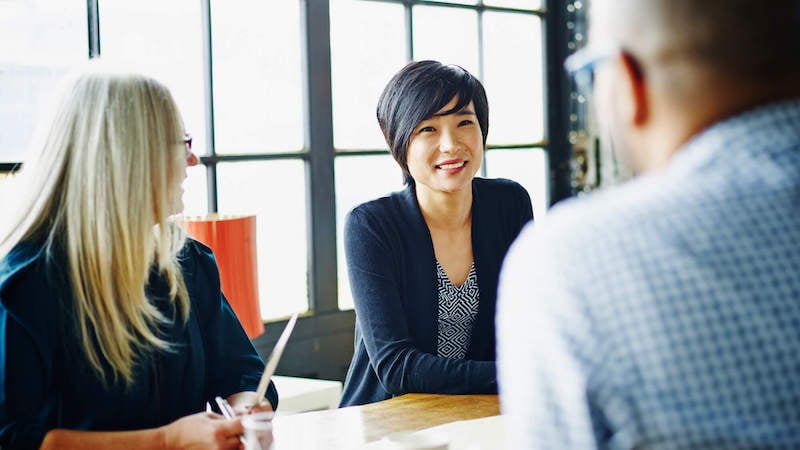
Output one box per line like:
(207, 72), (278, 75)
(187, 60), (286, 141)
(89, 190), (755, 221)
(496, 0), (800, 448)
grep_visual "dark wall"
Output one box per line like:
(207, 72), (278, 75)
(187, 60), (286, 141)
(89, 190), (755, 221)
(253, 310), (356, 381)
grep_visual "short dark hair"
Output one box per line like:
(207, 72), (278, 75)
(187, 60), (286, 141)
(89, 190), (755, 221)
(376, 60), (489, 185)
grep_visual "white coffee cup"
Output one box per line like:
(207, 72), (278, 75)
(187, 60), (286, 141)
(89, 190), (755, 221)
(242, 411), (274, 450)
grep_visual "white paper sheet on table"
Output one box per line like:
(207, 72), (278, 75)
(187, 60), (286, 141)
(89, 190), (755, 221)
(363, 415), (507, 450)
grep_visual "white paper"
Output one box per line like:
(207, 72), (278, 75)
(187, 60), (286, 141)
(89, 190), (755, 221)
(363, 415), (508, 450)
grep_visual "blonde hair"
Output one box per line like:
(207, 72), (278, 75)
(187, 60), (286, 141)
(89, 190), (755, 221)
(0, 62), (190, 386)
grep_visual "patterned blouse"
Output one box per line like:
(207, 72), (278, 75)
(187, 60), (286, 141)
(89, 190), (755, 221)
(435, 260), (479, 359)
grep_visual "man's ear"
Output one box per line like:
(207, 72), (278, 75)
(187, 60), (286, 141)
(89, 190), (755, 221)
(618, 51), (648, 126)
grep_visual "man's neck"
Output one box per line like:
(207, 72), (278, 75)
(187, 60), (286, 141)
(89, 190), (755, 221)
(648, 72), (800, 172)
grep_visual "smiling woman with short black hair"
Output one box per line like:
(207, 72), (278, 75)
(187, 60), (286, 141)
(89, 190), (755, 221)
(339, 60), (534, 407)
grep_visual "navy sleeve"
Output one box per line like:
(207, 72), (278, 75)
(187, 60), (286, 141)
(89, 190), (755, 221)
(517, 182), (534, 228)
(0, 293), (56, 450)
(184, 241), (279, 410)
(345, 207), (496, 396)
(494, 177), (534, 234)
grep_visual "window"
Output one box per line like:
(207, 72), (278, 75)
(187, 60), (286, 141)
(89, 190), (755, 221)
(0, 0), (87, 164)
(202, 1), (308, 319)
(96, 0), (210, 221)
(98, 0), (206, 152)
(1, 0), (573, 379)
(217, 161), (308, 319)
(94, 0), (310, 320)
(210, 1), (304, 154)
(330, 0), (405, 150)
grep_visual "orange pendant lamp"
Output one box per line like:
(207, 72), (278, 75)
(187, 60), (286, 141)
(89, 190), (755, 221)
(180, 214), (264, 338)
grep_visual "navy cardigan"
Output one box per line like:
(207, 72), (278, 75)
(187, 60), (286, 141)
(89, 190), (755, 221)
(340, 177), (533, 407)
(0, 239), (278, 450)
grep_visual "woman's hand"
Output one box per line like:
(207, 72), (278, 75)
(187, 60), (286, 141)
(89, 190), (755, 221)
(226, 391), (274, 415)
(160, 411), (244, 450)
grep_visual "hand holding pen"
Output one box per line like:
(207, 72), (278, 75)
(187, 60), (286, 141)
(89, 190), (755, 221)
(210, 313), (298, 448)
(216, 396), (274, 450)
(215, 396), (247, 446)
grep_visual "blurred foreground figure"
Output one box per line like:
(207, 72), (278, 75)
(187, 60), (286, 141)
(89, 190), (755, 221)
(497, 0), (800, 448)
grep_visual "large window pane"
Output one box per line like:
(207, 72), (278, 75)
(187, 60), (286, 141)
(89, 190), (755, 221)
(483, 0), (543, 10)
(99, 0), (206, 155)
(217, 161), (309, 320)
(412, 6), (479, 76)
(330, 0), (406, 150)
(0, 0), (86, 163)
(0, 173), (21, 231)
(211, 1), (304, 153)
(483, 12), (544, 145)
(181, 165), (208, 217)
(485, 148), (549, 217)
(335, 155), (405, 310)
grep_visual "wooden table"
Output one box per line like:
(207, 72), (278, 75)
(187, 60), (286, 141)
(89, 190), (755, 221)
(270, 393), (500, 449)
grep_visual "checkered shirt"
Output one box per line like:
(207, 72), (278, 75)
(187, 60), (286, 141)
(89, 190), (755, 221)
(497, 100), (800, 450)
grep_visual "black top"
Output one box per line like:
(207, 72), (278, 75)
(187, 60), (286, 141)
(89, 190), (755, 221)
(0, 239), (278, 450)
(340, 177), (533, 406)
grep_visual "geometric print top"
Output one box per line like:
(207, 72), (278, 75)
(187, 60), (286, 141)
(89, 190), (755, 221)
(497, 100), (800, 450)
(436, 260), (479, 359)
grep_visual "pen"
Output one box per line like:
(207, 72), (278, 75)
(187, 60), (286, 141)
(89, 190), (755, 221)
(215, 396), (236, 419)
(215, 396), (247, 445)
(252, 312), (299, 408)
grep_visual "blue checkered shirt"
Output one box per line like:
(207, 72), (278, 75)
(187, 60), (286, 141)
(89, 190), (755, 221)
(497, 100), (800, 449)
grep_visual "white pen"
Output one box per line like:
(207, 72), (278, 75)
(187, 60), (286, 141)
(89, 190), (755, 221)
(252, 312), (299, 408)
(215, 396), (236, 419)
(215, 396), (246, 445)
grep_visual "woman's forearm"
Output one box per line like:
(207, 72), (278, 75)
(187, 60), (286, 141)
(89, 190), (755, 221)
(38, 412), (242, 450)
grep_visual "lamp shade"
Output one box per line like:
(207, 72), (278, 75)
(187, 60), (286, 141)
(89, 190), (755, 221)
(180, 214), (264, 338)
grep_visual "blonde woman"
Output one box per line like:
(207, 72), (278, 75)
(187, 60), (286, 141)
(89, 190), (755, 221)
(0, 63), (277, 450)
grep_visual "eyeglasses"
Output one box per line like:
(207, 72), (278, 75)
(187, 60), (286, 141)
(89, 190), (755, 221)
(183, 133), (193, 153)
(564, 46), (619, 98)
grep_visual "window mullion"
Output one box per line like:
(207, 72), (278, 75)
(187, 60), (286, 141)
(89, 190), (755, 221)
(200, 0), (219, 213)
(302, 0), (338, 314)
(87, 0), (100, 58)
(544, 0), (573, 205)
